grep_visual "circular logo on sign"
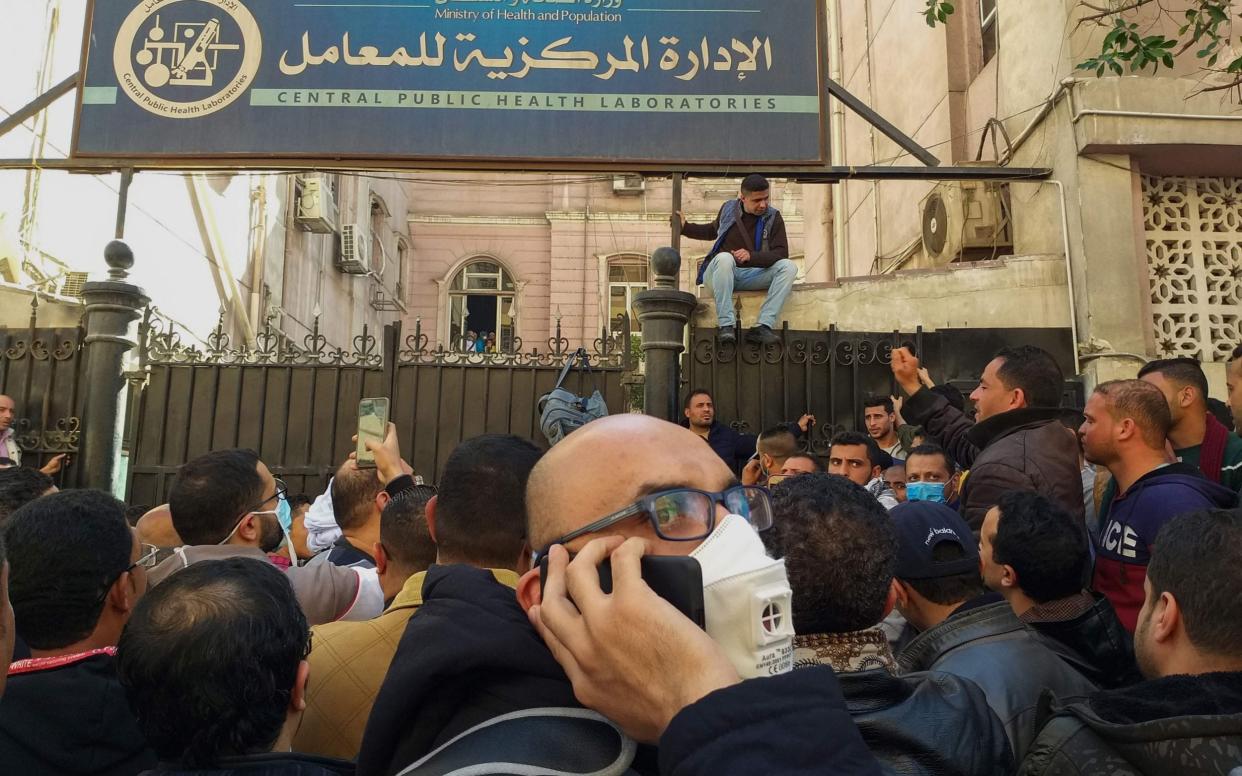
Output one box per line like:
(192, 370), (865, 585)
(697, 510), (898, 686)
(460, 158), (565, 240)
(112, 0), (261, 119)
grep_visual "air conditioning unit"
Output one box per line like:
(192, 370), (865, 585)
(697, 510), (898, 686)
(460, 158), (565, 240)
(336, 224), (371, 274)
(59, 271), (89, 299)
(612, 174), (645, 196)
(296, 174), (339, 234)
(919, 181), (1010, 265)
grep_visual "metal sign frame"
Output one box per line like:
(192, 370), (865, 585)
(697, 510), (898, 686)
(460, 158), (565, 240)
(69, 0), (835, 171)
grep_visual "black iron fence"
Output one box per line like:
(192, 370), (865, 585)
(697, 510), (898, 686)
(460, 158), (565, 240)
(684, 323), (1079, 457)
(124, 311), (636, 505)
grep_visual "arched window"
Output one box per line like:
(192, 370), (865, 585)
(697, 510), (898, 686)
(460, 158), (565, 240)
(447, 259), (517, 352)
(607, 258), (648, 335)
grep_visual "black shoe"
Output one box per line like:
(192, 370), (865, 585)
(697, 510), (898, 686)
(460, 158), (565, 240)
(717, 328), (737, 345)
(745, 324), (779, 346)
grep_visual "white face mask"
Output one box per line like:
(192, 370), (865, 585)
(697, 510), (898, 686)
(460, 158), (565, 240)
(690, 514), (794, 679)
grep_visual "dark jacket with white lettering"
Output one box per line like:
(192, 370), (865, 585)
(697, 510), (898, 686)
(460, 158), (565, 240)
(1092, 463), (1236, 633)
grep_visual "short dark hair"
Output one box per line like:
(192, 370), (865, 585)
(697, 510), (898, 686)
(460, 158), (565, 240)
(766, 473), (897, 634)
(169, 449), (265, 546)
(829, 430), (882, 470)
(1147, 509), (1242, 657)
(757, 426), (798, 459)
(436, 435), (542, 568)
(5, 489), (133, 650)
(117, 558), (309, 767)
(1094, 379), (1173, 449)
(990, 491), (1087, 603)
(683, 388), (713, 410)
(288, 494), (313, 510)
(740, 174), (769, 194)
(331, 462), (384, 532)
(1232, 344), (1242, 362)
(125, 503), (151, 527)
(903, 543), (985, 605)
(905, 444), (954, 474)
(0, 467), (55, 525)
(381, 485), (437, 573)
(863, 396), (894, 414)
(930, 383), (966, 412)
(1138, 357), (1210, 406)
(782, 453), (822, 472)
(994, 345), (1064, 409)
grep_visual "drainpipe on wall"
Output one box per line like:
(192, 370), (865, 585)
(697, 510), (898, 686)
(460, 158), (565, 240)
(827, 0), (847, 280)
(1047, 178), (1081, 376)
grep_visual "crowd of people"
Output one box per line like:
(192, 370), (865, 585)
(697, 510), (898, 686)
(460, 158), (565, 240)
(0, 340), (1240, 775)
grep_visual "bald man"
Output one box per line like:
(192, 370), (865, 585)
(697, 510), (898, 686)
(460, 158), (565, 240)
(359, 417), (784, 774)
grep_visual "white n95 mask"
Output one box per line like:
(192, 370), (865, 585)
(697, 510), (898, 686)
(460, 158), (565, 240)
(689, 514), (794, 679)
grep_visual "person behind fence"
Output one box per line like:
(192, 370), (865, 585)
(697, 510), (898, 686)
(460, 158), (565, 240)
(891, 345), (1084, 531)
(827, 431), (899, 510)
(0, 466), (56, 526)
(153, 448), (383, 625)
(979, 491), (1141, 690)
(1079, 379), (1236, 633)
(1137, 357), (1242, 493)
(890, 500), (1097, 761)
(295, 484), (438, 761)
(1019, 509), (1242, 776)
(682, 387), (813, 477)
(116, 557), (353, 775)
(0, 393), (66, 474)
(0, 489), (157, 775)
(677, 174), (795, 346)
(764, 472), (1014, 775)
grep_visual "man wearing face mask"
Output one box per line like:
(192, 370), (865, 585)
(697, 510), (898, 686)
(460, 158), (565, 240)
(904, 444), (957, 505)
(150, 448), (383, 625)
(359, 415), (793, 776)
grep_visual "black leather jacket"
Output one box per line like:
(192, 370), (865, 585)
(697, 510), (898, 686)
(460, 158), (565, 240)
(897, 601), (1098, 762)
(1026, 593), (1143, 690)
(840, 669), (1015, 775)
(1019, 672), (1242, 775)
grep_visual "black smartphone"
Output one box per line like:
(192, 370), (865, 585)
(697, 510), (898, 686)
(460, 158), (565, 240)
(539, 554), (706, 630)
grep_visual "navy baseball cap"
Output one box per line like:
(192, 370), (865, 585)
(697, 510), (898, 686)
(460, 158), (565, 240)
(890, 501), (979, 579)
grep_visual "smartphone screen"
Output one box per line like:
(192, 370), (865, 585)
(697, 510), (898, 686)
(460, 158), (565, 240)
(356, 397), (390, 468)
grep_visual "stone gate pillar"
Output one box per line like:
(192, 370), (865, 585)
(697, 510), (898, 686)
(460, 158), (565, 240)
(79, 241), (148, 492)
(634, 247), (697, 422)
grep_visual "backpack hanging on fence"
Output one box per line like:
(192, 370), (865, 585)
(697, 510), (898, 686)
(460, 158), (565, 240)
(539, 348), (608, 446)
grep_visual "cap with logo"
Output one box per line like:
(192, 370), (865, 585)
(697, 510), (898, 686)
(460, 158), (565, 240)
(890, 501), (979, 579)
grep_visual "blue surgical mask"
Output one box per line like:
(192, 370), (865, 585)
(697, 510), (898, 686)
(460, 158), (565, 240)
(275, 497), (292, 532)
(906, 481), (947, 504)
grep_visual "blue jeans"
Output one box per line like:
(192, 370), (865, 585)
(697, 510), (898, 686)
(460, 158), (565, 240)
(704, 252), (798, 329)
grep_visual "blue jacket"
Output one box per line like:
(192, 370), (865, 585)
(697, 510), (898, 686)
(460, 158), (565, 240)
(659, 668), (881, 776)
(1093, 463), (1237, 632)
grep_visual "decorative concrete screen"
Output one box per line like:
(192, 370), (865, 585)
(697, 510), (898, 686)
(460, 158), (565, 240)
(1144, 176), (1242, 362)
(73, 0), (828, 167)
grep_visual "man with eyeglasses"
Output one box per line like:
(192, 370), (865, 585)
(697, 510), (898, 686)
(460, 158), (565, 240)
(0, 489), (157, 774)
(359, 415), (793, 775)
(152, 448), (383, 625)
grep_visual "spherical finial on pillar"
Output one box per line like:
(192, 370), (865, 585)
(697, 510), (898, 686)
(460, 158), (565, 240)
(651, 247), (682, 290)
(104, 240), (134, 281)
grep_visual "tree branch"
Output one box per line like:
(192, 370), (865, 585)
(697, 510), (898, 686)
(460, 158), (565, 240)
(1075, 0), (1157, 27)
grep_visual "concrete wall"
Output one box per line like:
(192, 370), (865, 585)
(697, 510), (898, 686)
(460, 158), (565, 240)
(693, 254), (1071, 332)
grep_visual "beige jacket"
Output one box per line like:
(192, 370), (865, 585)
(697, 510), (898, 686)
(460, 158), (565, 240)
(293, 567), (520, 761)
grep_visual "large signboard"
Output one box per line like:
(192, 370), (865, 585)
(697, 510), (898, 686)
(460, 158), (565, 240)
(72, 0), (827, 168)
